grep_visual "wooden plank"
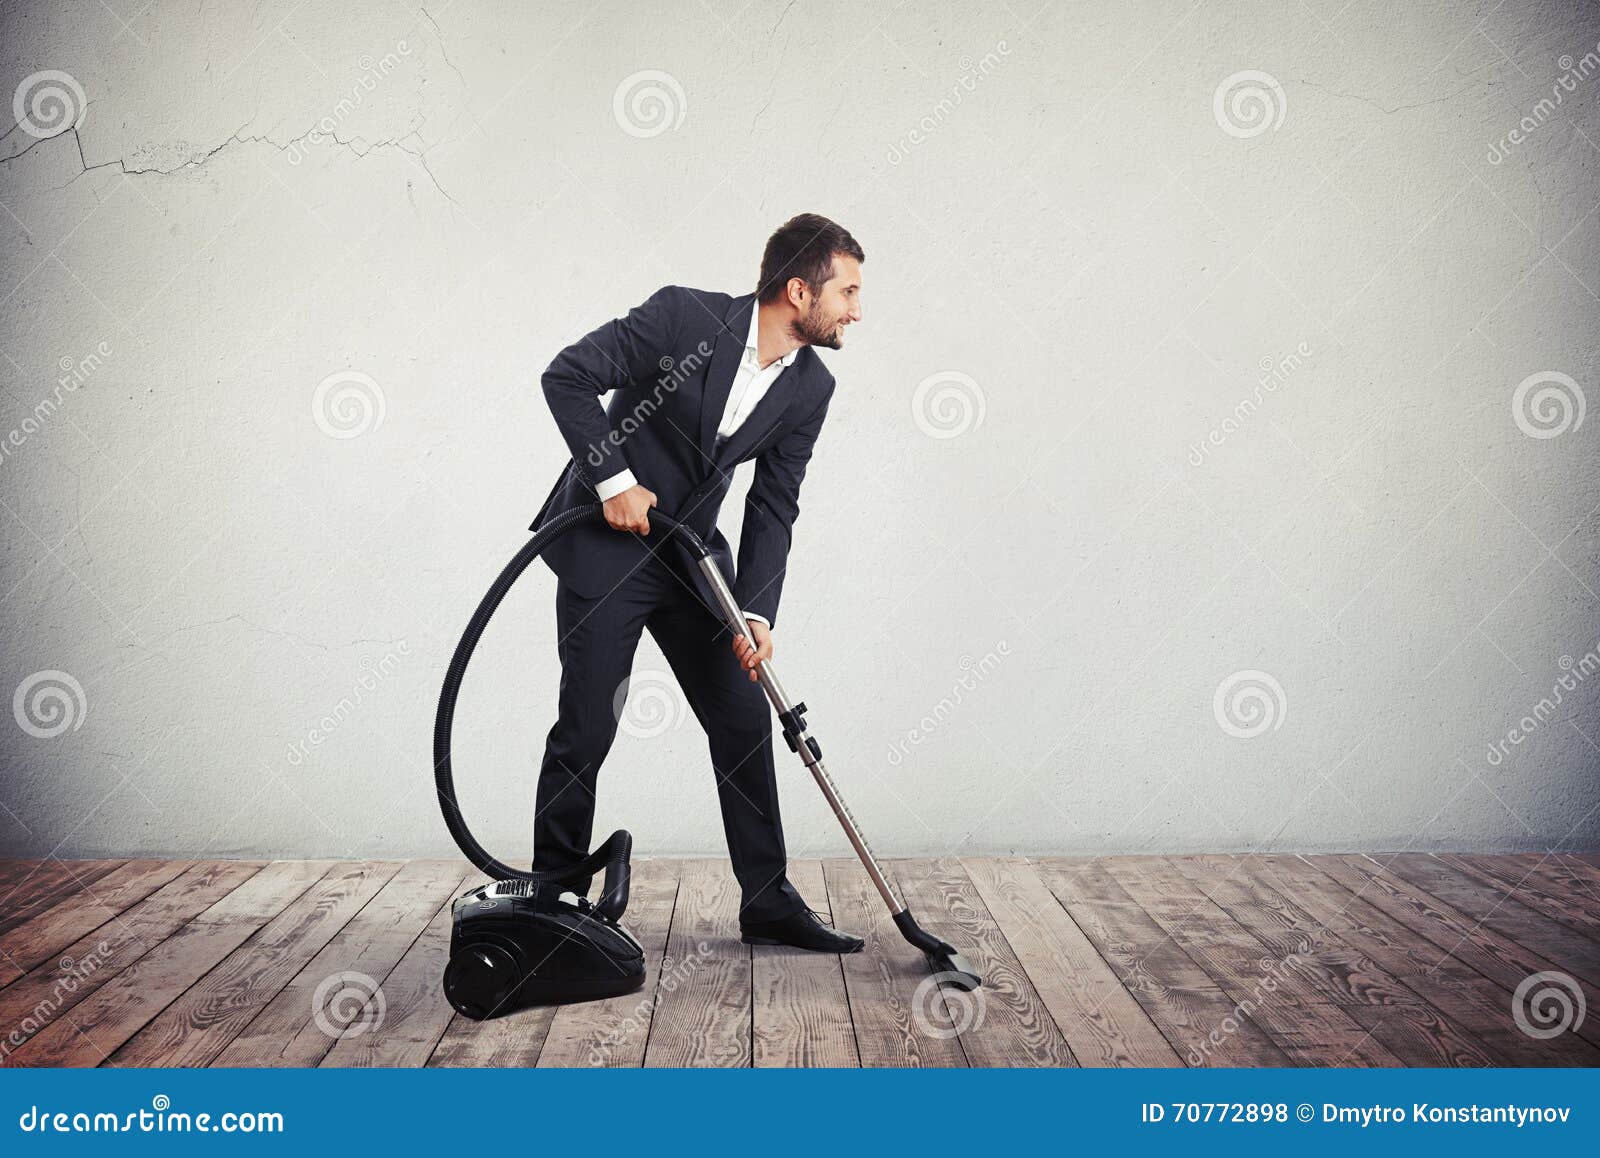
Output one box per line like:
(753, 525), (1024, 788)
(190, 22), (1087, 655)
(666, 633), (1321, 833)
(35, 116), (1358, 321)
(751, 860), (858, 1067)
(1379, 854), (1600, 988)
(321, 873), (489, 1067)
(1101, 857), (1401, 1067)
(531, 859), (682, 1067)
(0, 860), (47, 895)
(1237, 855), (1600, 1067)
(0, 861), (126, 936)
(1541, 853), (1600, 900)
(825, 858), (966, 1068)
(1036, 858), (1288, 1066)
(218, 861), (469, 1067)
(1438, 854), (1600, 943)
(642, 859), (748, 1067)
(108, 861), (402, 1067)
(897, 857), (1076, 1067)
(1168, 855), (1497, 1067)
(0, 861), (264, 1062)
(966, 857), (1177, 1066)
(7, 860), (333, 1067)
(0, 860), (194, 987)
(1303, 855), (1600, 1055)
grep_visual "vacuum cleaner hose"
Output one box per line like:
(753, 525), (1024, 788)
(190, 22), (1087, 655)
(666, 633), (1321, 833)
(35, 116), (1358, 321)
(432, 503), (706, 884)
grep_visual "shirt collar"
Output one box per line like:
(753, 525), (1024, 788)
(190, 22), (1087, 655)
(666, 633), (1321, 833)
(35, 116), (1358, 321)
(746, 302), (799, 368)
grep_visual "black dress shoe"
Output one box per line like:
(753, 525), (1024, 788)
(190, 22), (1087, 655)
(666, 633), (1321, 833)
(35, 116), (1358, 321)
(741, 908), (863, 953)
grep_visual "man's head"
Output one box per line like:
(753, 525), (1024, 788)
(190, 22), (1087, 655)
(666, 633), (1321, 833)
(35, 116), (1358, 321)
(757, 213), (864, 350)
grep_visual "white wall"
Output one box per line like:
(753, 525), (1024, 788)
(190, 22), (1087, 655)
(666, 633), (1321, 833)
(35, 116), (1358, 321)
(2, 0), (1597, 862)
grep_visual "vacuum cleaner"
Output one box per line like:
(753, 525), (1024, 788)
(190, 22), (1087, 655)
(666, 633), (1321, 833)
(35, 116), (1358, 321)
(434, 502), (982, 1020)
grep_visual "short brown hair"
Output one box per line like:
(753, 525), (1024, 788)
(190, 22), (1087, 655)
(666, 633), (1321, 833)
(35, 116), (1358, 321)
(757, 213), (865, 304)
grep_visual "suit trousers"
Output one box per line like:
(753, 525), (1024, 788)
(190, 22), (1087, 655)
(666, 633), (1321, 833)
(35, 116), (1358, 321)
(533, 548), (805, 924)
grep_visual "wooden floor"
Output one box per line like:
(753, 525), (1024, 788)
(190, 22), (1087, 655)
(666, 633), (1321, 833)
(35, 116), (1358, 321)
(1, 854), (1597, 1067)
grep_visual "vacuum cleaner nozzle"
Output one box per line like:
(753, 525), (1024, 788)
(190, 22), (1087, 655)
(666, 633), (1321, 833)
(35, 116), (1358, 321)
(893, 909), (985, 991)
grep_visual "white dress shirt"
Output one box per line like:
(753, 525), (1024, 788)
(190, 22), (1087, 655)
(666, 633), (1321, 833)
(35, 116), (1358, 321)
(593, 303), (798, 627)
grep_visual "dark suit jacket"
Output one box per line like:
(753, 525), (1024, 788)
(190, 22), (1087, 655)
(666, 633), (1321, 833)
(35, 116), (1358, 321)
(530, 285), (835, 629)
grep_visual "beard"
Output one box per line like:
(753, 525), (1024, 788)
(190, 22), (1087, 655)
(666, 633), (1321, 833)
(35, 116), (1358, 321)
(791, 300), (845, 349)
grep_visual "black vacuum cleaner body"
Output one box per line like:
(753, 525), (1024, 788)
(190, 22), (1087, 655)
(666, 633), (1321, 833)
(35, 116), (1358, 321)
(444, 878), (645, 1019)
(441, 828), (642, 1020)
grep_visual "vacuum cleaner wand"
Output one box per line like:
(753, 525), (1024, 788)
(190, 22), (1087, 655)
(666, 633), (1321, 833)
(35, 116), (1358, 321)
(677, 521), (984, 992)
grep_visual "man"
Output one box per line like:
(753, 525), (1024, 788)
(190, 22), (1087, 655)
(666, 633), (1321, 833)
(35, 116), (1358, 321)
(528, 213), (864, 952)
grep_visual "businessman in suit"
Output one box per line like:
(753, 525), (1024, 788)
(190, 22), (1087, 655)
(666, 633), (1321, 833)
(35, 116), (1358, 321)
(529, 214), (864, 951)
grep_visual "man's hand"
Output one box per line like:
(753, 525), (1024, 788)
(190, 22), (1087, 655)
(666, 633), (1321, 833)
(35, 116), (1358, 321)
(603, 484), (657, 534)
(733, 620), (773, 681)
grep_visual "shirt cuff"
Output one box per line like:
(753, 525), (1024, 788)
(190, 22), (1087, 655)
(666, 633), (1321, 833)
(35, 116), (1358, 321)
(594, 468), (638, 502)
(743, 611), (770, 628)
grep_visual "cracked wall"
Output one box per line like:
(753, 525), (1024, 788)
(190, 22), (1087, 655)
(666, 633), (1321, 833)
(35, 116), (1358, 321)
(1, 0), (1598, 860)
